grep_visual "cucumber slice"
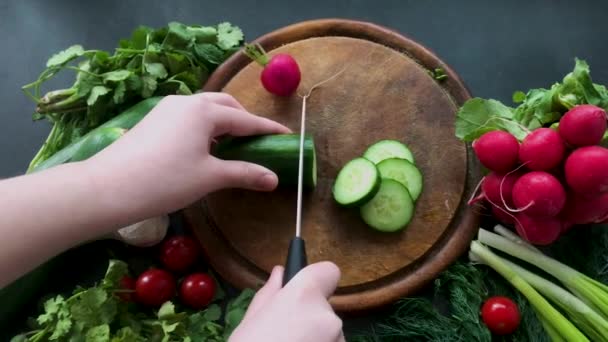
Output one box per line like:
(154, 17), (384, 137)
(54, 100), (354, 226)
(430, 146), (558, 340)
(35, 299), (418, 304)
(363, 139), (415, 164)
(333, 157), (381, 207)
(376, 158), (423, 201)
(360, 179), (414, 232)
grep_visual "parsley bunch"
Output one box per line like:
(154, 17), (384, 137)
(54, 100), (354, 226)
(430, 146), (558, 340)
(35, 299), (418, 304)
(10, 260), (253, 342)
(22, 21), (244, 171)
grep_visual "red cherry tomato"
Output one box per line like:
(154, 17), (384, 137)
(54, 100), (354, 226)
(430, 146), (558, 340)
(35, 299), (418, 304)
(135, 269), (176, 307)
(117, 275), (136, 302)
(160, 235), (200, 273)
(481, 296), (521, 335)
(179, 273), (216, 309)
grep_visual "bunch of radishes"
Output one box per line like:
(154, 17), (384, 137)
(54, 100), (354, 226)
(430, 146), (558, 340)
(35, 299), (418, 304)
(470, 104), (608, 245)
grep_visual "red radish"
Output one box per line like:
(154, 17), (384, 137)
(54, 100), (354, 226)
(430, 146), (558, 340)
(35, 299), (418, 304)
(482, 172), (521, 207)
(511, 171), (566, 217)
(559, 104), (607, 147)
(518, 128), (565, 171)
(564, 146), (608, 195)
(244, 43), (301, 97)
(472, 131), (520, 173)
(492, 204), (516, 225)
(515, 214), (562, 245)
(561, 192), (608, 225)
(561, 220), (574, 233)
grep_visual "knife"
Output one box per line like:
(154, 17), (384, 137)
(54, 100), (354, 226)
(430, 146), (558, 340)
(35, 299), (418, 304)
(282, 97), (309, 286)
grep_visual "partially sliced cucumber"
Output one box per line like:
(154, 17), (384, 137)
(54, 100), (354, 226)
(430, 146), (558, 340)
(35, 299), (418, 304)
(376, 158), (423, 201)
(363, 139), (415, 164)
(333, 157), (381, 207)
(360, 179), (414, 232)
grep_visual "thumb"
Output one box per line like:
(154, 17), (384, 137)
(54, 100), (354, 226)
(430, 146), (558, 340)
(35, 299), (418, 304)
(208, 158), (279, 192)
(242, 265), (284, 321)
(286, 261), (341, 299)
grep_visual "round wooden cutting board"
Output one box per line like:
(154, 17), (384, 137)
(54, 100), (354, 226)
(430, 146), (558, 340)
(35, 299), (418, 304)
(183, 19), (480, 312)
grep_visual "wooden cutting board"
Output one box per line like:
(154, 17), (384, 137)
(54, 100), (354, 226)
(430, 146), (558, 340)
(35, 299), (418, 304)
(183, 19), (480, 312)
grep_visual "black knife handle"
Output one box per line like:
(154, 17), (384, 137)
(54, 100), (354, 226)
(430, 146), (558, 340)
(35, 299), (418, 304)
(283, 237), (307, 286)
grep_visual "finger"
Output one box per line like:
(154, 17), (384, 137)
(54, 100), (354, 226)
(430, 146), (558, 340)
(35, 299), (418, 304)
(336, 330), (346, 342)
(210, 107), (291, 137)
(198, 92), (247, 110)
(243, 265), (284, 320)
(286, 261), (341, 299)
(207, 158), (279, 192)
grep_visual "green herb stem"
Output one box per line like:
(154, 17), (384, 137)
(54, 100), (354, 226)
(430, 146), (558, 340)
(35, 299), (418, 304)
(470, 241), (589, 341)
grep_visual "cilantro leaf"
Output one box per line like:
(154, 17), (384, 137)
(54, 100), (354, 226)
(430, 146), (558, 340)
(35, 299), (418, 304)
(157, 302), (176, 319)
(87, 86), (110, 106)
(102, 70), (132, 83)
(194, 44), (225, 65)
(102, 259), (129, 289)
(70, 287), (117, 327)
(47, 45), (85, 67)
(141, 76), (158, 97)
(455, 98), (527, 141)
(85, 324), (109, 342)
(113, 82), (127, 104)
(204, 304), (222, 321)
(217, 23), (244, 50)
(163, 22), (194, 49)
(111, 327), (145, 342)
(188, 26), (217, 44)
(223, 289), (254, 338)
(145, 62), (168, 79)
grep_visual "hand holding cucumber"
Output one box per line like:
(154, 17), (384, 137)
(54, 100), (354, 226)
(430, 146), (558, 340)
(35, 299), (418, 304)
(85, 92), (292, 224)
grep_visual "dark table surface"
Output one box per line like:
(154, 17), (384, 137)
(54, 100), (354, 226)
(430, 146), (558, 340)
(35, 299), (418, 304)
(2, 0), (608, 339)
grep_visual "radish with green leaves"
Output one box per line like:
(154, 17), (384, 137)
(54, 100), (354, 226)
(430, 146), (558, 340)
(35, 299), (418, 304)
(511, 171), (566, 218)
(472, 131), (520, 173)
(564, 146), (608, 195)
(244, 43), (301, 97)
(514, 213), (562, 245)
(558, 104), (607, 147)
(518, 128), (565, 171)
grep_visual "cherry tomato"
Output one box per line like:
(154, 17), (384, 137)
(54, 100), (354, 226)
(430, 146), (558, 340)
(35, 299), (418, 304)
(160, 235), (200, 273)
(179, 273), (216, 309)
(481, 296), (521, 335)
(117, 275), (136, 302)
(135, 269), (176, 307)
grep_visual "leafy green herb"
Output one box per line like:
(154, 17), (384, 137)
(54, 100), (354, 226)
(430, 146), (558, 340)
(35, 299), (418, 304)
(455, 58), (608, 142)
(23, 21), (244, 172)
(12, 259), (254, 341)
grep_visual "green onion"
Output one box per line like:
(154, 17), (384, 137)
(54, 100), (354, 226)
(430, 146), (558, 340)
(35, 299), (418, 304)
(470, 241), (589, 341)
(478, 228), (608, 320)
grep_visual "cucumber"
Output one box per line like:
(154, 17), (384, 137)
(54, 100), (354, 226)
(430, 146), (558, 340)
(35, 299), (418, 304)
(214, 134), (317, 188)
(363, 139), (415, 164)
(30, 96), (163, 173)
(360, 179), (414, 232)
(332, 157), (381, 207)
(376, 158), (423, 201)
(71, 127), (126, 162)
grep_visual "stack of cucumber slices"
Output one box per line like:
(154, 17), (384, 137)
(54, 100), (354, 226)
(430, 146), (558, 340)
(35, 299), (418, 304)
(332, 140), (423, 232)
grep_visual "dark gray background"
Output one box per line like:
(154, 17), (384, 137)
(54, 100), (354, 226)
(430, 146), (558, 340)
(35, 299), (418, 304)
(1, 0), (608, 338)
(2, 0), (608, 177)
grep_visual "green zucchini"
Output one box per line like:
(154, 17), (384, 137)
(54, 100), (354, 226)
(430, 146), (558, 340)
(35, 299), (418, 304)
(29, 96), (162, 173)
(214, 134), (317, 188)
(71, 127), (126, 162)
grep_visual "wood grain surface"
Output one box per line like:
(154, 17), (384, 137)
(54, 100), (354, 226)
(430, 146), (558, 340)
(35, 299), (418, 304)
(183, 19), (480, 312)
